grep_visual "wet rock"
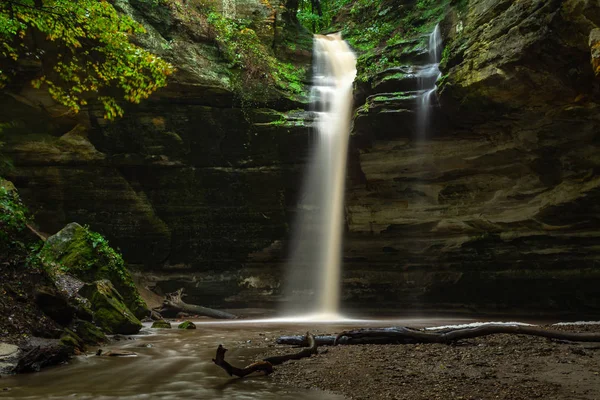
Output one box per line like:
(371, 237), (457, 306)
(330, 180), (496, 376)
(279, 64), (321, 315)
(79, 280), (142, 335)
(13, 338), (70, 373)
(177, 321), (196, 330)
(96, 349), (137, 357)
(59, 329), (85, 353)
(0, 343), (20, 375)
(71, 319), (108, 346)
(151, 320), (172, 329)
(34, 287), (76, 326)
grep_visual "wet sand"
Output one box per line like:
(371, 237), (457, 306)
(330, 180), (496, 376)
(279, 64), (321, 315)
(256, 322), (600, 400)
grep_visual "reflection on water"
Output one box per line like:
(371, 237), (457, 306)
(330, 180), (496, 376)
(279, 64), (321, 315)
(0, 318), (480, 399)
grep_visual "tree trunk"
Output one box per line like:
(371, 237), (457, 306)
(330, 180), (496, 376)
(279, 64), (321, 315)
(276, 325), (600, 346)
(212, 345), (274, 377)
(213, 332), (319, 378)
(154, 289), (237, 320)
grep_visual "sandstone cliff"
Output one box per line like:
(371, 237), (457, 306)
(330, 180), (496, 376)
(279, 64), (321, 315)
(2, 0), (600, 315)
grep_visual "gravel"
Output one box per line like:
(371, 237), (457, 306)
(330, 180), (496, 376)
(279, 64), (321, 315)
(251, 324), (600, 400)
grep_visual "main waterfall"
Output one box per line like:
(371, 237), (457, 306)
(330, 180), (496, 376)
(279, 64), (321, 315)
(282, 33), (357, 319)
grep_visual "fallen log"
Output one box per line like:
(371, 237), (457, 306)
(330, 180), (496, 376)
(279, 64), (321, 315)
(276, 325), (600, 346)
(213, 332), (319, 378)
(212, 345), (274, 377)
(264, 331), (319, 365)
(277, 335), (336, 346)
(154, 289), (237, 319)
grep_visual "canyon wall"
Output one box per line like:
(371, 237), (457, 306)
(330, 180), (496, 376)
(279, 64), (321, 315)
(2, 0), (600, 315)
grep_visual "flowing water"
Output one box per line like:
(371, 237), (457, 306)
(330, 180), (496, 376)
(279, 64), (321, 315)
(0, 317), (488, 399)
(417, 24), (442, 138)
(283, 34), (357, 318)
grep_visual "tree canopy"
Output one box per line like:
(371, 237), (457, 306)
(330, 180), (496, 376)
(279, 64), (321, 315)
(0, 0), (174, 119)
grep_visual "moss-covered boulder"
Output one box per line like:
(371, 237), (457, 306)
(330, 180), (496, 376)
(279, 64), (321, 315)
(59, 329), (85, 353)
(177, 321), (196, 330)
(71, 319), (108, 345)
(42, 223), (148, 319)
(151, 320), (171, 329)
(79, 280), (142, 335)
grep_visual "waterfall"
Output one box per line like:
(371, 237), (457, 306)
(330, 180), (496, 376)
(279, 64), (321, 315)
(222, 0), (236, 18)
(282, 33), (357, 319)
(417, 24), (442, 137)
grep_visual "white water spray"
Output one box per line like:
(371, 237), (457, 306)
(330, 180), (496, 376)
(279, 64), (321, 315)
(282, 33), (357, 320)
(417, 24), (442, 137)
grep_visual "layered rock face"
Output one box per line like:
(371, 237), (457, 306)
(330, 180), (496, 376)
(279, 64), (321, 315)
(343, 0), (600, 315)
(1, 0), (312, 307)
(3, 0), (600, 315)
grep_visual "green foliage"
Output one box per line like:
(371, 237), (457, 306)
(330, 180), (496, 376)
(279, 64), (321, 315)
(40, 223), (146, 314)
(205, 10), (307, 99)
(0, 0), (174, 119)
(0, 179), (30, 241)
(321, 0), (451, 81)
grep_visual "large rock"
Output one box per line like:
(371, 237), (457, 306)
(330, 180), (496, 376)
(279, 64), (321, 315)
(34, 287), (77, 326)
(79, 280), (142, 335)
(43, 223), (148, 318)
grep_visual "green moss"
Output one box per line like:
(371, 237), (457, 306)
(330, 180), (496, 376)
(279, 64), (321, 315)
(178, 321), (196, 329)
(41, 223), (148, 319)
(0, 178), (31, 244)
(326, 0), (451, 82)
(80, 280), (142, 335)
(72, 319), (108, 345)
(60, 329), (85, 352)
(151, 320), (172, 329)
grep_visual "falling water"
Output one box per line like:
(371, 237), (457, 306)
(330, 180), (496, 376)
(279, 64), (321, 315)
(222, 0), (236, 18)
(417, 24), (443, 137)
(282, 33), (357, 319)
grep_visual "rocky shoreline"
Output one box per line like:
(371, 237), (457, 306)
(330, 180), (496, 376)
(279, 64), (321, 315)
(253, 323), (600, 400)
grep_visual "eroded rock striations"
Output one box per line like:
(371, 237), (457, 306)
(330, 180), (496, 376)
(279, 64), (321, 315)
(1, 0), (312, 308)
(2, 0), (600, 315)
(342, 0), (600, 314)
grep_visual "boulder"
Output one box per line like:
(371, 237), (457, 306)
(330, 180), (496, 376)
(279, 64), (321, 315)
(151, 320), (171, 329)
(42, 223), (148, 319)
(79, 280), (142, 335)
(177, 321), (196, 330)
(34, 287), (76, 326)
(71, 319), (108, 345)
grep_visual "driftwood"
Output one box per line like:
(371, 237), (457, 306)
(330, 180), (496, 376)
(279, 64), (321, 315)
(276, 325), (600, 346)
(154, 289), (237, 319)
(213, 332), (319, 378)
(212, 345), (274, 377)
(263, 331), (319, 365)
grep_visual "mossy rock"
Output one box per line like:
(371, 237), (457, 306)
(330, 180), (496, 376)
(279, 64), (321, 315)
(42, 223), (148, 319)
(60, 328), (85, 352)
(71, 319), (108, 345)
(177, 321), (196, 330)
(151, 320), (171, 329)
(79, 280), (142, 335)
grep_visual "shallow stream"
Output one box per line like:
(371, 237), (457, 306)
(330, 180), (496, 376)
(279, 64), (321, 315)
(0, 317), (518, 399)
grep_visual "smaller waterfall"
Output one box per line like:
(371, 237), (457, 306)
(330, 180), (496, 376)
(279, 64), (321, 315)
(282, 33), (357, 319)
(222, 0), (236, 18)
(417, 24), (443, 137)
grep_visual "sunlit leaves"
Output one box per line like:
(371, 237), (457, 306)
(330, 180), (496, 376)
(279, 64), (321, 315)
(0, 0), (174, 119)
